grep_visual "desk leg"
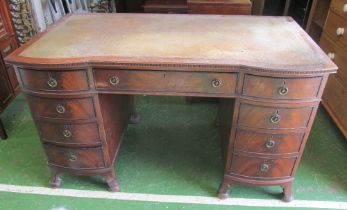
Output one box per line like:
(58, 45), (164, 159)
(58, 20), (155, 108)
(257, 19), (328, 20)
(218, 178), (231, 199)
(129, 111), (140, 124)
(0, 118), (8, 140)
(129, 96), (140, 124)
(104, 170), (120, 192)
(282, 182), (293, 202)
(49, 168), (62, 188)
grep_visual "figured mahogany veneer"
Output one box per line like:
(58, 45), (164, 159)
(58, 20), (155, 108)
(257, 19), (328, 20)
(238, 103), (314, 129)
(27, 96), (96, 120)
(234, 129), (304, 155)
(94, 70), (237, 96)
(4, 14), (337, 201)
(230, 154), (297, 179)
(242, 75), (323, 100)
(19, 69), (89, 92)
(44, 144), (105, 169)
(38, 121), (100, 146)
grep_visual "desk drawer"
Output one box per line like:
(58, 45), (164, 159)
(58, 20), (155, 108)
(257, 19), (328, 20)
(94, 70), (237, 95)
(230, 154), (296, 179)
(38, 121), (100, 146)
(234, 129), (304, 155)
(238, 103), (313, 129)
(44, 145), (105, 169)
(242, 74), (322, 99)
(0, 37), (17, 58)
(324, 10), (347, 50)
(27, 96), (96, 120)
(19, 69), (89, 92)
(330, 0), (347, 20)
(320, 34), (347, 86)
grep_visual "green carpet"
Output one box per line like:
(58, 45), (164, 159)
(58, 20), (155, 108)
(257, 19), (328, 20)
(0, 94), (346, 209)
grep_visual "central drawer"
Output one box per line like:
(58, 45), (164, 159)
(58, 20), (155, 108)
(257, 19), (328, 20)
(44, 144), (105, 169)
(94, 70), (237, 95)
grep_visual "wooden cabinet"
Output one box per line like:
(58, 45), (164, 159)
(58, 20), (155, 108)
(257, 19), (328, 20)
(187, 0), (251, 15)
(0, 0), (19, 139)
(306, 0), (331, 43)
(142, 0), (252, 14)
(320, 0), (347, 138)
(143, 0), (188, 13)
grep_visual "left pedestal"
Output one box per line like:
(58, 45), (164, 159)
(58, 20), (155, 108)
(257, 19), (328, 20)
(18, 68), (133, 191)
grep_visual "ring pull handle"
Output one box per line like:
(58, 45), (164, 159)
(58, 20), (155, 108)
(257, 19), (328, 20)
(278, 86), (289, 96)
(47, 73), (58, 88)
(265, 140), (275, 149)
(336, 27), (345, 36)
(109, 75), (120, 85)
(69, 154), (77, 162)
(278, 80), (288, 96)
(211, 79), (222, 88)
(56, 104), (66, 114)
(270, 111), (281, 124)
(260, 163), (270, 172)
(62, 129), (72, 138)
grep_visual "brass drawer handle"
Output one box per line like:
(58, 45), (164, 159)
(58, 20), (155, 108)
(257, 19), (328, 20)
(47, 77), (58, 88)
(211, 79), (222, 88)
(56, 104), (66, 114)
(343, 4), (347, 13)
(278, 86), (289, 95)
(265, 140), (275, 149)
(109, 75), (119, 85)
(260, 163), (270, 172)
(69, 154), (77, 162)
(62, 129), (72, 138)
(336, 27), (345, 36)
(270, 113), (281, 124)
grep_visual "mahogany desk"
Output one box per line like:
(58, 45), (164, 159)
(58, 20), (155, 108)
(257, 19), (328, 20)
(5, 14), (337, 202)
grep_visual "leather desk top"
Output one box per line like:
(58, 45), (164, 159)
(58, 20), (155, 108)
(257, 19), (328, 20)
(6, 14), (336, 73)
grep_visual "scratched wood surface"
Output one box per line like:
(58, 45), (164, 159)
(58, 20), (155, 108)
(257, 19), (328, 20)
(6, 14), (335, 72)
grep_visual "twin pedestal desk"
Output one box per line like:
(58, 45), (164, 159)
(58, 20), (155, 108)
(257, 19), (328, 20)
(5, 14), (337, 202)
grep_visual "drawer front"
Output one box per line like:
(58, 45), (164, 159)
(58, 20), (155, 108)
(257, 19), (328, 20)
(0, 37), (17, 58)
(331, 0), (347, 19)
(234, 129), (304, 155)
(238, 103), (313, 129)
(94, 70), (237, 95)
(38, 121), (100, 145)
(27, 96), (96, 120)
(19, 69), (89, 92)
(320, 34), (347, 86)
(242, 74), (322, 99)
(44, 145), (105, 169)
(324, 10), (347, 50)
(230, 155), (296, 179)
